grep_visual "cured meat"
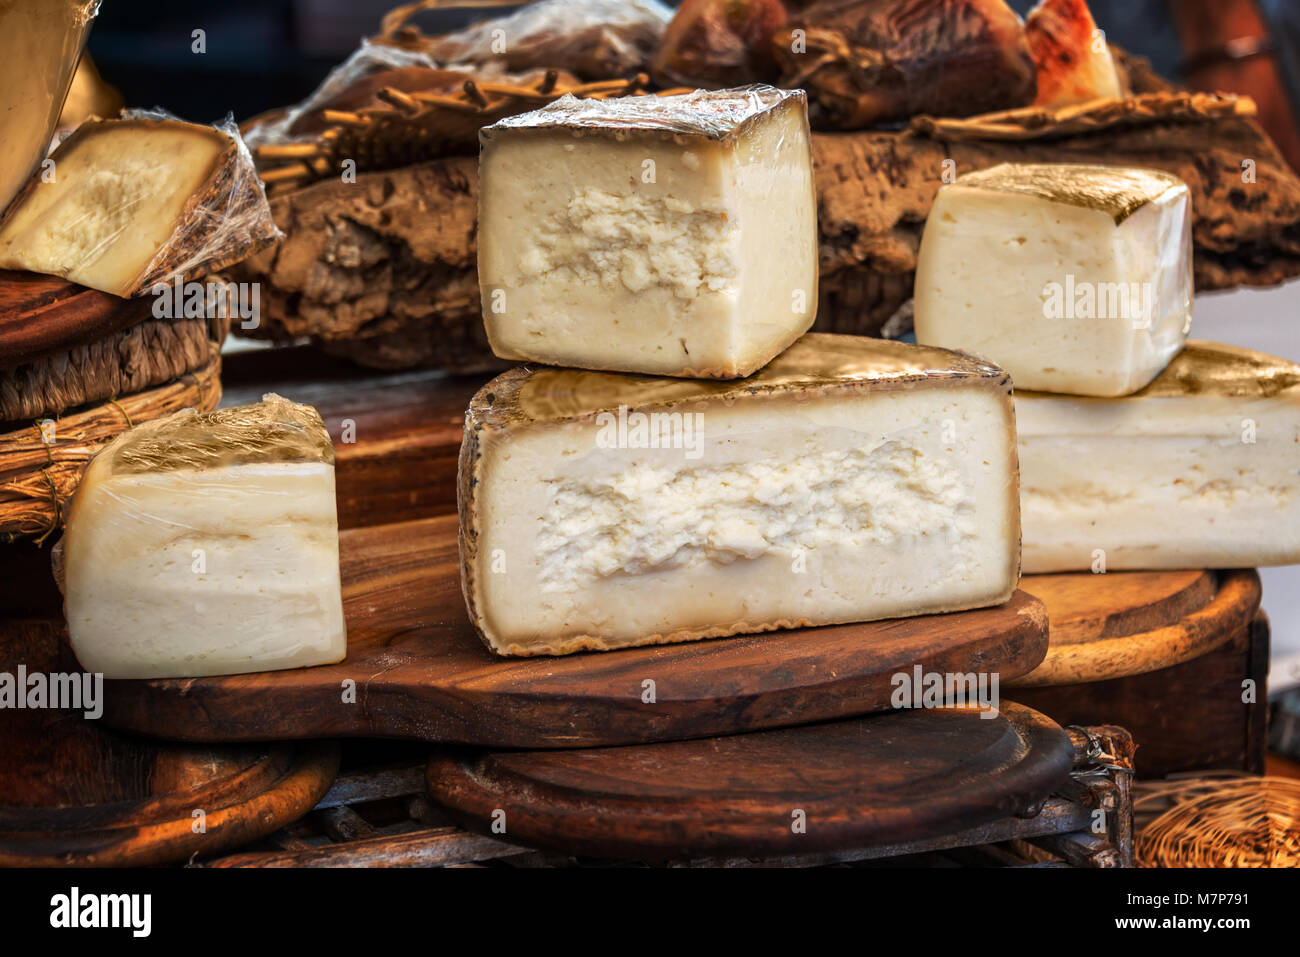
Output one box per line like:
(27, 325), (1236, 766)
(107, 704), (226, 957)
(773, 0), (1037, 128)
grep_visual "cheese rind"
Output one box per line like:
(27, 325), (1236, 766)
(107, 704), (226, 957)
(0, 115), (279, 297)
(477, 85), (818, 379)
(60, 394), (346, 679)
(459, 333), (1022, 656)
(1017, 341), (1300, 572)
(914, 163), (1192, 397)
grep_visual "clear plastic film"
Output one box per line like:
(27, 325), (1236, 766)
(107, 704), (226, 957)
(54, 393), (346, 680)
(390, 0), (672, 79)
(0, 108), (280, 298)
(481, 84), (803, 142)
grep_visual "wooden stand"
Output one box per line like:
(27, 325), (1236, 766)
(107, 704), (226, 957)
(1015, 570), (1268, 776)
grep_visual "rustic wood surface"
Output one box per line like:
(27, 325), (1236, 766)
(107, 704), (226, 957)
(0, 270), (154, 371)
(1012, 571), (1267, 777)
(98, 513), (1049, 748)
(425, 702), (1074, 861)
(0, 619), (339, 867)
(222, 346), (486, 528)
(1014, 569), (1260, 685)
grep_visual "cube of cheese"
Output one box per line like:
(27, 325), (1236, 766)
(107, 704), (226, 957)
(477, 85), (818, 379)
(914, 163), (1192, 397)
(60, 394), (347, 679)
(459, 333), (1021, 656)
(1017, 341), (1300, 572)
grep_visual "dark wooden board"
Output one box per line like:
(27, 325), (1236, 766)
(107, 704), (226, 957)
(425, 702), (1074, 861)
(0, 619), (338, 867)
(100, 514), (1049, 748)
(0, 270), (155, 370)
(222, 346), (488, 528)
(1012, 570), (1267, 777)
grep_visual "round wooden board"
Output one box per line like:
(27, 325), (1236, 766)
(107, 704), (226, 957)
(100, 515), (1049, 749)
(0, 620), (339, 867)
(426, 702), (1074, 861)
(0, 269), (154, 370)
(1012, 569), (1261, 686)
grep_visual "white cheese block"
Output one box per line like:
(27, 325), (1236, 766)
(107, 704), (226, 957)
(914, 163), (1192, 397)
(1017, 341), (1300, 572)
(477, 84), (818, 379)
(59, 394), (347, 679)
(459, 333), (1021, 656)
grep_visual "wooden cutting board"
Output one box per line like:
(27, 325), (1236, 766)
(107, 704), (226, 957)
(1011, 569), (1267, 777)
(0, 270), (155, 369)
(100, 514), (1049, 748)
(0, 619), (338, 867)
(426, 702), (1074, 861)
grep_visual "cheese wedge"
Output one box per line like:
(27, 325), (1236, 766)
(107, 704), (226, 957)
(459, 333), (1021, 656)
(60, 394), (346, 679)
(477, 84), (818, 379)
(0, 116), (278, 297)
(914, 163), (1192, 397)
(1017, 341), (1300, 572)
(0, 0), (96, 216)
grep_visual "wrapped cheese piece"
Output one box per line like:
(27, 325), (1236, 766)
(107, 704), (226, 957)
(0, 0), (97, 216)
(914, 163), (1192, 397)
(59, 394), (346, 679)
(1017, 342), (1300, 573)
(477, 85), (818, 379)
(459, 333), (1021, 656)
(0, 113), (279, 297)
(1025, 0), (1124, 107)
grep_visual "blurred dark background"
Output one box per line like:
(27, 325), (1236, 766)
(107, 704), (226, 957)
(86, 1), (1300, 165)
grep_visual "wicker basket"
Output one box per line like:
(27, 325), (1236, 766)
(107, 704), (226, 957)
(0, 355), (222, 543)
(1134, 772), (1300, 868)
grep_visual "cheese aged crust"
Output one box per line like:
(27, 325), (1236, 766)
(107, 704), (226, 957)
(459, 334), (1022, 656)
(0, 116), (279, 297)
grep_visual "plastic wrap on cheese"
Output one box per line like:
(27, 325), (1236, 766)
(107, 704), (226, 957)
(0, 109), (280, 297)
(58, 394), (347, 680)
(397, 0), (672, 79)
(0, 0), (97, 218)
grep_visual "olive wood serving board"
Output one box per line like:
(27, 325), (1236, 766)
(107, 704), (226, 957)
(425, 702), (1074, 861)
(100, 514), (1049, 749)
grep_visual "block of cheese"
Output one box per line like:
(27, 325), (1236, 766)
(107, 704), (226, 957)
(914, 163), (1192, 397)
(59, 394), (347, 679)
(1017, 341), (1300, 572)
(477, 84), (818, 379)
(459, 333), (1021, 656)
(0, 1), (97, 216)
(1025, 0), (1124, 107)
(0, 115), (278, 297)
